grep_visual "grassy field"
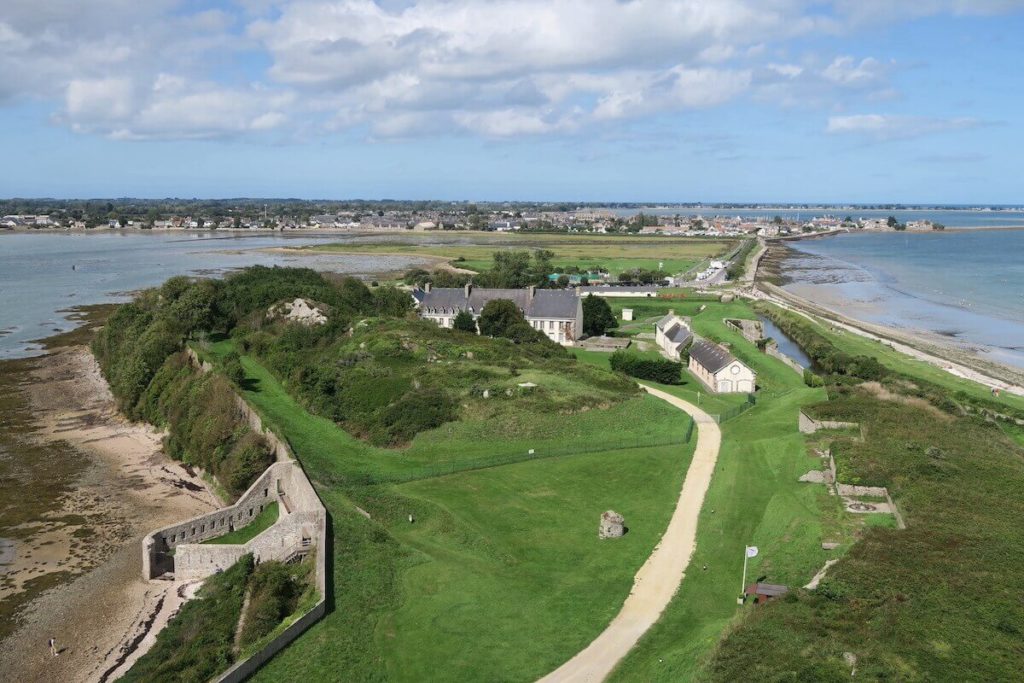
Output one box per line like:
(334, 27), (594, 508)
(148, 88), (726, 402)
(198, 338), (697, 681)
(202, 502), (279, 545)
(300, 234), (733, 276)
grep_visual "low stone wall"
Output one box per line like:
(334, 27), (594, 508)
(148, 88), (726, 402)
(798, 410), (860, 434)
(766, 343), (805, 375)
(836, 483), (887, 498)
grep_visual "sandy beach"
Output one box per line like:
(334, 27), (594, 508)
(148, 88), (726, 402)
(0, 346), (220, 682)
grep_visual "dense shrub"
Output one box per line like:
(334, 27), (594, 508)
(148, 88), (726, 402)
(121, 555), (254, 683)
(609, 351), (683, 385)
(375, 387), (457, 445)
(239, 561), (310, 647)
(139, 353), (274, 497)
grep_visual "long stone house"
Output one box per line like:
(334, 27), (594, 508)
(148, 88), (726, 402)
(654, 311), (693, 361)
(412, 283), (582, 345)
(688, 339), (756, 393)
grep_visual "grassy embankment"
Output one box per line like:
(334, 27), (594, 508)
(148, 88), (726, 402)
(697, 303), (1024, 681)
(299, 234), (732, 276)
(198, 335), (696, 681)
(571, 295), (869, 680)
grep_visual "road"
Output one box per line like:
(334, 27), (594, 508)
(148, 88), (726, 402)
(537, 385), (723, 683)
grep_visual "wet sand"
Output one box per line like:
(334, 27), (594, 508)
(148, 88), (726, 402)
(0, 346), (220, 682)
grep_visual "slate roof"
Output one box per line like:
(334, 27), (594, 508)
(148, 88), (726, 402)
(689, 339), (739, 373)
(656, 313), (677, 330)
(748, 583), (789, 597)
(416, 286), (579, 319)
(665, 324), (693, 347)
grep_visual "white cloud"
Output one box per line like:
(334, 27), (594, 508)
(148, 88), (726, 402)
(0, 0), (1019, 141)
(825, 114), (979, 140)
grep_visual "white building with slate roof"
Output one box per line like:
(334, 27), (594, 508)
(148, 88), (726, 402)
(412, 283), (582, 345)
(688, 339), (756, 393)
(654, 311), (693, 361)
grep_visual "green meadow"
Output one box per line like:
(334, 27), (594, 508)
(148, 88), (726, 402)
(199, 338), (697, 681)
(300, 234), (732, 276)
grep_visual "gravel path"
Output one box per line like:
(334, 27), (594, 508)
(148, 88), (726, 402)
(537, 385), (722, 683)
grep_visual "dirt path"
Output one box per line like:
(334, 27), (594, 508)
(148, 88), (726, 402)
(537, 385), (722, 683)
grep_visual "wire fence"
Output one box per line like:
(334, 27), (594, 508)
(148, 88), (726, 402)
(712, 393), (757, 424)
(358, 425), (695, 485)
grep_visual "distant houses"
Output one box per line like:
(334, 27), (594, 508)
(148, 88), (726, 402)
(412, 284), (582, 345)
(688, 339), (756, 393)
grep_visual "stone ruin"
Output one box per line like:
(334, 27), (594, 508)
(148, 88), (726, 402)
(268, 298), (328, 326)
(599, 510), (625, 539)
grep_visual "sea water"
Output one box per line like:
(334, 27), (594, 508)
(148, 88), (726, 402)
(783, 229), (1024, 369)
(0, 232), (432, 359)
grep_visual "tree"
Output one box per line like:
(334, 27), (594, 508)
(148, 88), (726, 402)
(373, 285), (413, 317)
(582, 294), (617, 337)
(476, 299), (545, 343)
(886, 215), (899, 228)
(477, 299), (523, 338)
(453, 310), (477, 333)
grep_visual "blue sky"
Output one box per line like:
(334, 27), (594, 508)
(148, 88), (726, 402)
(1, 1), (1022, 203)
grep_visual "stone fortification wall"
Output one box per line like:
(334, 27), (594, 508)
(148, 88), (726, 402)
(147, 347), (329, 682)
(142, 465), (280, 578)
(798, 410), (860, 434)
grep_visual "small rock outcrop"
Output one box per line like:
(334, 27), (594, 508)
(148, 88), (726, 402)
(599, 510), (625, 539)
(268, 298), (328, 326)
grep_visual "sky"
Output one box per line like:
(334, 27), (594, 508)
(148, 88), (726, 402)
(1, 0), (1023, 203)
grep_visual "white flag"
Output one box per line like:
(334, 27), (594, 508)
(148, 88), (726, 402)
(745, 546), (759, 558)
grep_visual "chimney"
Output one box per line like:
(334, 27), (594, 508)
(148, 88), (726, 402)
(668, 309), (675, 316)
(424, 282), (431, 293)
(464, 282), (472, 298)
(528, 285), (536, 300)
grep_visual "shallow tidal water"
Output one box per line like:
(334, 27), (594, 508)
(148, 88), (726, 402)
(782, 229), (1024, 369)
(0, 231), (433, 359)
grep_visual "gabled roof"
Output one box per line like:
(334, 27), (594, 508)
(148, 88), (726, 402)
(689, 339), (743, 373)
(656, 313), (677, 330)
(416, 287), (578, 320)
(666, 324), (693, 347)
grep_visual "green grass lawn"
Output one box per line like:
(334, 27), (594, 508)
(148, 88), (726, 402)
(197, 339), (696, 682)
(202, 502), (279, 545)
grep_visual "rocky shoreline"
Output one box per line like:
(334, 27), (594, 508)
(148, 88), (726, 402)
(0, 343), (220, 682)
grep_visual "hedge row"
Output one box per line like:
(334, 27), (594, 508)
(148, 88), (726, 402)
(610, 351), (683, 384)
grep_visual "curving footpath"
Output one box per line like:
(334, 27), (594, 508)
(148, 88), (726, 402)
(538, 385), (722, 683)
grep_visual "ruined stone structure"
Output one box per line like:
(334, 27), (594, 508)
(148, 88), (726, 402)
(142, 349), (329, 683)
(599, 510), (625, 539)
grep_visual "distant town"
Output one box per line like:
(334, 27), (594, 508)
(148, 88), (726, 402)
(1, 199), (976, 236)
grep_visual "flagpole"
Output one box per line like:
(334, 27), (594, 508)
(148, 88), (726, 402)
(741, 548), (748, 595)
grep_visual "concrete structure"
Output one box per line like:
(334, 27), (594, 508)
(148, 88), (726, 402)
(577, 285), (659, 298)
(688, 339), (756, 393)
(621, 308), (633, 321)
(654, 311), (693, 361)
(140, 351), (329, 682)
(745, 582), (789, 603)
(798, 410), (861, 434)
(412, 283), (582, 345)
(143, 461), (325, 581)
(577, 336), (631, 353)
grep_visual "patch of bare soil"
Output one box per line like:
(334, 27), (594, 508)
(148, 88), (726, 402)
(858, 381), (953, 421)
